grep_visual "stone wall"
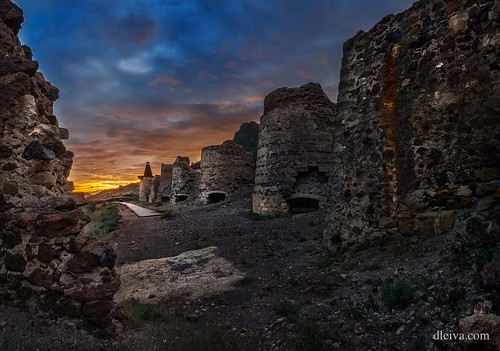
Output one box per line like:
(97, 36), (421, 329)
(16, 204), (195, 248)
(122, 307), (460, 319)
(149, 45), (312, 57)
(324, 0), (500, 249)
(157, 163), (172, 202)
(171, 156), (200, 201)
(0, 1), (119, 333)
(148, 175), (161, 203)
(253, 82), (336, 215)
(199, 140), (254, 203)
(139, 177), (153, 202)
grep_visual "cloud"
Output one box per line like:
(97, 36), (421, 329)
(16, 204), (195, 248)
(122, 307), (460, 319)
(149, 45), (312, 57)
(106, 13), (158, 45)
(16, 0), (417, 190)
(147, 76), (181, 85)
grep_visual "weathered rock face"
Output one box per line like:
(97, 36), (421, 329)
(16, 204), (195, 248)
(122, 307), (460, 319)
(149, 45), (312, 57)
(0, 1), (119, 331)
(459, 313), (500, 351)
(171, 156), (200, 202)
(233, 121), (259, 159)
(200, 140), (254, 203)
(324, 0), (500, 249)
(253, 82), (336, 215)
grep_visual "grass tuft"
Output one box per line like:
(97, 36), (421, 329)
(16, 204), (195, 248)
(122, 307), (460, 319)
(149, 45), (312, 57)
(233, 276), (255, 287)
(294, 318), (328, 351)
(381, 278), (415, 309)
(178, 326), (242, 351)
(159, 210), (176, 220)
(273, 299), (301, 320)
(310, 254), (335, 270)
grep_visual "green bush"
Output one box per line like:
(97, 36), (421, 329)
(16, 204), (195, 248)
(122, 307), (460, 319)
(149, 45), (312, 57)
(381, 278), (415, 309)
(83, 202), (121, 240)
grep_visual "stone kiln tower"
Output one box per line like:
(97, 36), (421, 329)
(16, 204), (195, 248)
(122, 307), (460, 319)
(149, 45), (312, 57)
(157, 163), (173, 202)
(253, 82), (336, 215)
(138, 162), (154, 202)
(200, 140), (255, 203)
(171, 156), (200, 202)
(324, 0), (500, 249)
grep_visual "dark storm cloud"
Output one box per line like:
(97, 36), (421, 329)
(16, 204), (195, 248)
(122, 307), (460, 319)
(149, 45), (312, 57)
(105, 13), (158, 45)
(14, 0), (416, 189)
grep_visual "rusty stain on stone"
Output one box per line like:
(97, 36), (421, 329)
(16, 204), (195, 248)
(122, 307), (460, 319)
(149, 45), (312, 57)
(381, 47), (400, 215)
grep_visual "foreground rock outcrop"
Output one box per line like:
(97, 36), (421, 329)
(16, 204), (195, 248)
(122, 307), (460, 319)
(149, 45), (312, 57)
(324, 0), (500, 250)
(115, 246), (244, 303)
(0, 1), (119, 332)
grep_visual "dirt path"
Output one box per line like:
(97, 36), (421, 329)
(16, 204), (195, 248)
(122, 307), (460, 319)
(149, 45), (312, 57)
(119, 202), (161, 217)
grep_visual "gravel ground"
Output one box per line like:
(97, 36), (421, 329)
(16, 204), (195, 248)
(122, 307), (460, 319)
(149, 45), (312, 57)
(1, 190), (496, 350)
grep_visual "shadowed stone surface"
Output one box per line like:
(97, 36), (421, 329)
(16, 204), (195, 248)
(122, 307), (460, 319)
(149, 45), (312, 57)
(0, 0), (119, 331)
(324, 0), (500, 250)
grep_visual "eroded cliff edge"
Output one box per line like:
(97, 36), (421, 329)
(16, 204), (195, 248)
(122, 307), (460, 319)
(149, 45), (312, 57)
(0, 0), (120, 334)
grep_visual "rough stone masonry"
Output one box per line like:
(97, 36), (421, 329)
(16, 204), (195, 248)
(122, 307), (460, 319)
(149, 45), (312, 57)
(199, 140), (255, 203)
(253, 82), (336, 215)
(0, 1), (120, 333)
(324, 0), (500, 250)
(171, 156), (200, 202)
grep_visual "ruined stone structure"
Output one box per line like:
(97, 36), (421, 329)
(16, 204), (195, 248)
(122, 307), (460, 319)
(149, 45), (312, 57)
(138, 162), (154, 202)
(324, 0), (500, 249)
(171, 156), (200, 202)
(0, 1), (119, 331)
(157, 163), (173, 202)
(148, 175), (161, 203)
(200, 140), (255, 203)
(253, 82), (336, 214)
(233, 121), (259, 159)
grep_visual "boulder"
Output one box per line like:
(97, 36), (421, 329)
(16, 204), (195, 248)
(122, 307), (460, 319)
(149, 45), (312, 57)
(459, 314), (500, 351)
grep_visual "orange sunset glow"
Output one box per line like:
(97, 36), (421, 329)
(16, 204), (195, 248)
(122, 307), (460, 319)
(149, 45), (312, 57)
(67, 122), (252, 193)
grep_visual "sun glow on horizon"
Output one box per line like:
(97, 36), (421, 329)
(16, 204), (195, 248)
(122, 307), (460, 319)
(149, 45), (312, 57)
(72, 180), (139, 194)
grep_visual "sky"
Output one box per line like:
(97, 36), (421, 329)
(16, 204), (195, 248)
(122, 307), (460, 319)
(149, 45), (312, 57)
(15, 0), (416, 193)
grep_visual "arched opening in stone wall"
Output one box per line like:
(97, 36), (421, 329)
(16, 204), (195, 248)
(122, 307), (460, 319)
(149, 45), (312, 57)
(207, 191), (227, 204)
(286, 194), (326, 214)
(175, 195), (189, 202)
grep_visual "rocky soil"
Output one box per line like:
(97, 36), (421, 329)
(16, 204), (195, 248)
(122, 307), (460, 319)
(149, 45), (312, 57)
(2, 190), (497, 350)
